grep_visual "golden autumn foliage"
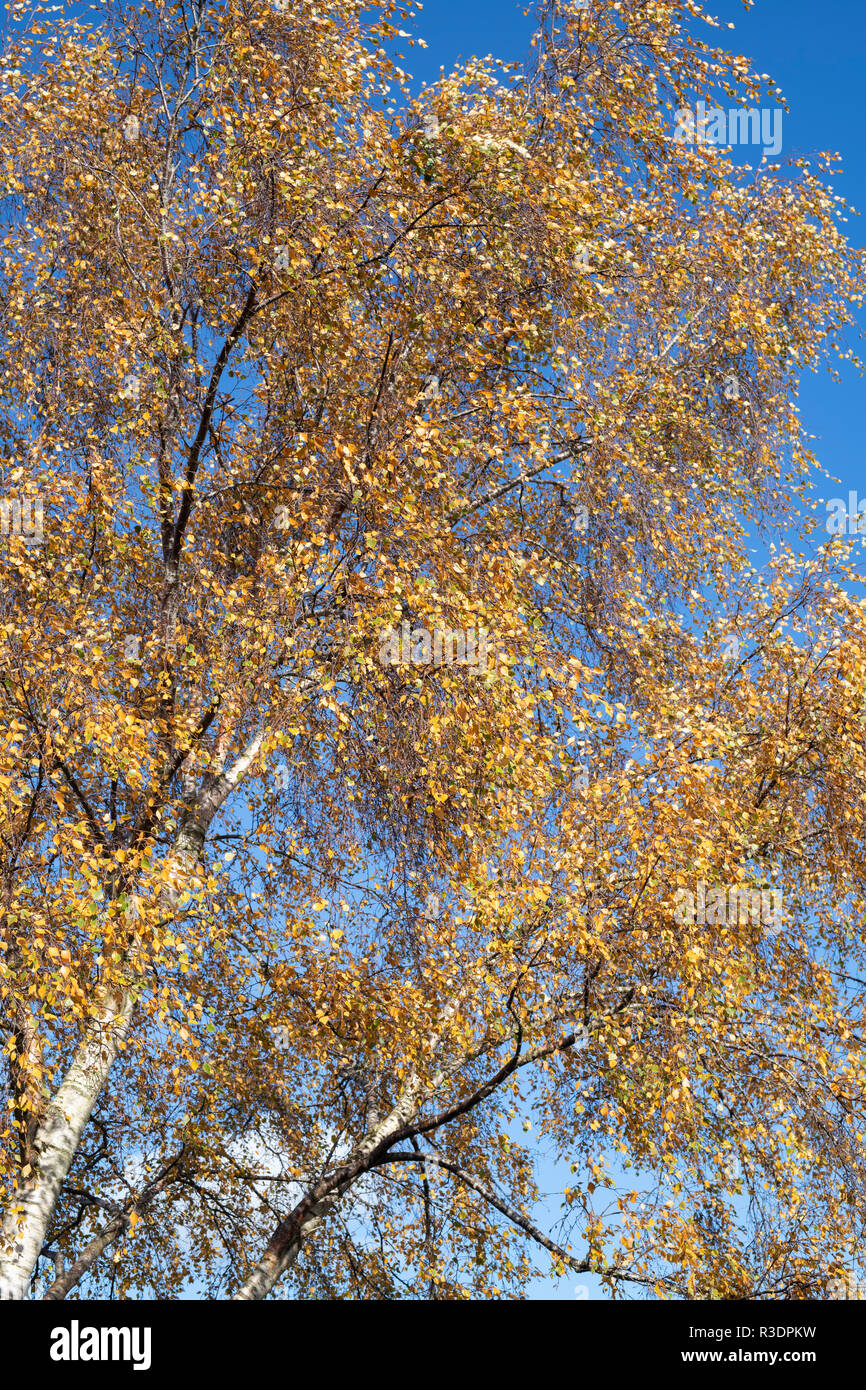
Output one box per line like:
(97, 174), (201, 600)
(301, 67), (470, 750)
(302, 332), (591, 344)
(0, 0), (864, 1299)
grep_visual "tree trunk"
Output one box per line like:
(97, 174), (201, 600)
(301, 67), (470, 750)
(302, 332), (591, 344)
(0, 733), (262, 1299)
(233, 1067), (424, 1299)
(0, 990), (134, 1300)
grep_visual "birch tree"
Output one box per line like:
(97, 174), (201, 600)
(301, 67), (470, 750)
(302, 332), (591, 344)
(1, 0), (865, 1300)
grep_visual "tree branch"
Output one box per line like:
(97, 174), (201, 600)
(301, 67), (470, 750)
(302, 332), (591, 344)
(380, 1152), (663, 1290)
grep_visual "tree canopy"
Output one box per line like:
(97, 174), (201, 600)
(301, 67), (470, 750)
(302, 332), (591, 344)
(1, 0), (865, 1300)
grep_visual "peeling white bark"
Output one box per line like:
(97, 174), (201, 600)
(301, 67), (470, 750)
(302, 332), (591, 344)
(232, 1196), (336, 1301)
(232, 968), (504, 1299)
(0, 990), (135, 1300)
(233, 1044), (430, 1299)
(0, 733), (263, 1300)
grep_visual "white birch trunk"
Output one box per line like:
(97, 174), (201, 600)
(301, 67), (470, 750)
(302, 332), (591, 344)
(232, 968), (483, 1299)
(0, 990), (135, 1300)
(233, 1061), (426, 1299)
(0, 733), (263, 1299)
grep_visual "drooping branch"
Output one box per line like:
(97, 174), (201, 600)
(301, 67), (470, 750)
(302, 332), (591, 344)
(380, 1152), (664, 1291)
(448, 443), (591, 524)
